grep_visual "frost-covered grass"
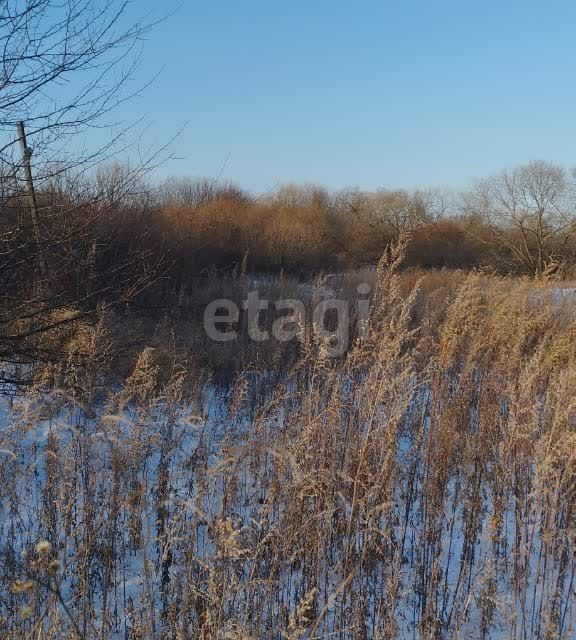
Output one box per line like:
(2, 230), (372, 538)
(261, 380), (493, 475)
(0, 261), (575, 639)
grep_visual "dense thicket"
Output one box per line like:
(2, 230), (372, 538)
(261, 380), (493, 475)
(6, 163), (576, 294)
(2, 161), (576, 384)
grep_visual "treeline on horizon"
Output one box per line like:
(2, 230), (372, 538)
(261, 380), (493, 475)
(2, 159), (576, 316)
(3, 158), (576, 385)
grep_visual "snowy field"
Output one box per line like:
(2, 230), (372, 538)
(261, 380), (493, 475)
(0, 371), (573, 638)
(0, 278), (574, 638)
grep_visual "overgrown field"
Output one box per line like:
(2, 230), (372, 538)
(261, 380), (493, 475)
(0, 265), (575, 639)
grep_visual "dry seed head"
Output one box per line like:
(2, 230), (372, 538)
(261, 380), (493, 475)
(19, 606), (33, 619)
(11, 580), (34, 594)
(48, 559), (60, 574)
(35, 540), (52, 556)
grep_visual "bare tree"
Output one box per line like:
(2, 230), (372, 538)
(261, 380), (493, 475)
(466, 161), (576, 275)
(337, 189), (432, 242)
(0, 1), (163, 388)
(414, 188), (455, 224)
(159, 177), (247, 209)
(369, 190), (427, 234)
(0, 0), (155, 174)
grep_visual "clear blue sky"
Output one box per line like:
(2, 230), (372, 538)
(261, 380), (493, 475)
(118, 0), (576, 193)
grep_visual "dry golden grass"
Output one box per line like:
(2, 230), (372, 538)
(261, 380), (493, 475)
(0, 259), (574, 638)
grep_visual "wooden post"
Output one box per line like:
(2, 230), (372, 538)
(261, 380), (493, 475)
(17, 120), (49, 285)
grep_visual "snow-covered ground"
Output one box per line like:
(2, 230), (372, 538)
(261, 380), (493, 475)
(0, 373), (573, 639)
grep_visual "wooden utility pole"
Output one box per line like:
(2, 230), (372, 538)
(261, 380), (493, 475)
(17, 120), (49, 284)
